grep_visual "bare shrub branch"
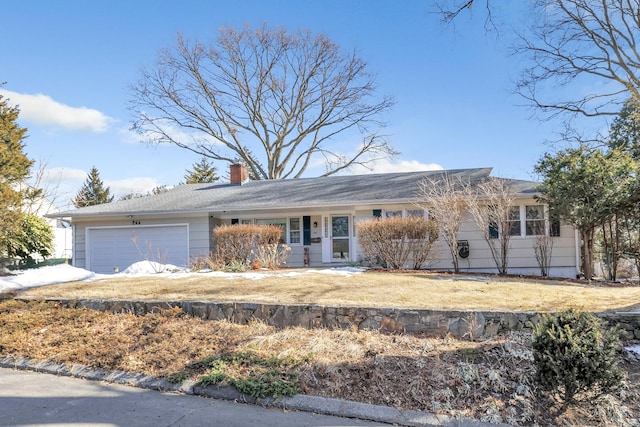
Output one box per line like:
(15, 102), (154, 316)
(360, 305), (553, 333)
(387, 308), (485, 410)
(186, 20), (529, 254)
(466, 177), (516, 275)
(417, 173), (470, 273)
(534, 233), (554, 277)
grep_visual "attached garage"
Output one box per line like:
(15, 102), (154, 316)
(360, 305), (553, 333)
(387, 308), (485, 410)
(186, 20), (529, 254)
(86, 224), (189, 274)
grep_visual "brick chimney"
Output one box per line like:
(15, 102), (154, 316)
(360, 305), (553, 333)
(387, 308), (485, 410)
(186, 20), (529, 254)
(230, 163), (250, 184)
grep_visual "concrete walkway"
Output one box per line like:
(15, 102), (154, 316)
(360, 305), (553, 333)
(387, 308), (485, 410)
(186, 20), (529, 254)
(0, 367), (386, 427)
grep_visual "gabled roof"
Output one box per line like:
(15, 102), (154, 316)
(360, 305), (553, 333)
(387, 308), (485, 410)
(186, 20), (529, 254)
(50, 168), (539, 219)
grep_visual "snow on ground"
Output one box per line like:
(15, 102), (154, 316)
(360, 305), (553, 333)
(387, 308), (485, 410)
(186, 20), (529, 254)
(0, 264), (107, 293)
(0, 261), (364, 292)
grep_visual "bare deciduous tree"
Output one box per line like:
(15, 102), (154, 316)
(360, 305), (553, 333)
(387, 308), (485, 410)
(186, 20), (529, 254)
(515, 0), (640, 121)
(20, 160), (63, 216)
(466, 177), (517, 275)
(436, 0), (640, 121)
(417, 173), (469, 273)
(130, 24), (396, 180)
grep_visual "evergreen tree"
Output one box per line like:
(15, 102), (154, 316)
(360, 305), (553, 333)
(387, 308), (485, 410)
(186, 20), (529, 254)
(184, 156), (220, 184)
(534, 146), (636, 279)
(4, 213), (54, 263)
(73, 166), (114, 208)
(607, 98), (640, 160)
(0, 92), (33, 252)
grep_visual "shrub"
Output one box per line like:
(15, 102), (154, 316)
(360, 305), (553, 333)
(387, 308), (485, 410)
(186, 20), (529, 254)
(357, 217), (439, 269)
(189, 252), (225, 271)
(531, 309), (624, 411)
(4, 214), (54, 264)
(196, 351), (305, 399)
(213, 224), (291, 270)
(250, 258), (263, 270)
(213, 224), (256, 266)
(253, 243), (291, 269)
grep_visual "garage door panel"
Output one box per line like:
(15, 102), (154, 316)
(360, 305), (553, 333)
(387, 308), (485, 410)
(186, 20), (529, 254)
(88, 225), (188, 274)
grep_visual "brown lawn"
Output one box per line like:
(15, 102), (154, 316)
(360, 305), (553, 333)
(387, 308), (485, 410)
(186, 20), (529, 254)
(18, 269), (640, 313)
(3, 268), (640, 426)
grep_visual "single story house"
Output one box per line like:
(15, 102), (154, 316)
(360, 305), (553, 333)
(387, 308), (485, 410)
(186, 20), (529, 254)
(49, 165), (580, 277)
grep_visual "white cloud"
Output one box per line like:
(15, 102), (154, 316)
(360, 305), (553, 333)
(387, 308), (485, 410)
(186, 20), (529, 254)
(107, 177), (160, 198)
(0, 89), (111, 132)
(349, 158), (444, 175)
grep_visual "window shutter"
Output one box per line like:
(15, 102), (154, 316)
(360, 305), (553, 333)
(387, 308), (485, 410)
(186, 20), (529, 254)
(303, 216), (311, 245)
(489, 221), (499, 239)
(550, 218), (561, 237)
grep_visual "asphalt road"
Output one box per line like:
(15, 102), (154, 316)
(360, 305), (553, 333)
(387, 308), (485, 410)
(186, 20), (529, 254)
(0, 367), (388, 427)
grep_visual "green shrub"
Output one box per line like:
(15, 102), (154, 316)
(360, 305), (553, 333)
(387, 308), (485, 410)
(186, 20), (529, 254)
(3, 214), (54, 264)
(165, 371), (189, 384)
(195, 351), (307, 399)
(531, 309), (624, 411)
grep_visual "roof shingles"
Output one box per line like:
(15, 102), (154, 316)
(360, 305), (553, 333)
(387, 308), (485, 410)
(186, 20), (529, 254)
(52, 168), (539, 218)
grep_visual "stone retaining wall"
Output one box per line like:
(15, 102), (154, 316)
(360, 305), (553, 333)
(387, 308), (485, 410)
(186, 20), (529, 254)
(20, 297), (640, 340)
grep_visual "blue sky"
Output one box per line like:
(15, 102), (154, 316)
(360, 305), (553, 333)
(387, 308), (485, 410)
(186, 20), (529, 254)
(3, 1), (569, 209)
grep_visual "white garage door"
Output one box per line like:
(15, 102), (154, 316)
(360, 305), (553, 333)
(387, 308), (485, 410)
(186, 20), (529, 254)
(87, 225), (189, 274)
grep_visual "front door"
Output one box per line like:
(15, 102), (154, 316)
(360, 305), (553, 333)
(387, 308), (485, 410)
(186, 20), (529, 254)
(322, 215), (350, 262)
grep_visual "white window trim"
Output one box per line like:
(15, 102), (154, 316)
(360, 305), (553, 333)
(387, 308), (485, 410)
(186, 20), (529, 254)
(506, 205), (550, 238)
(525, 204), (546, 237)
(288, 217), (302, 246)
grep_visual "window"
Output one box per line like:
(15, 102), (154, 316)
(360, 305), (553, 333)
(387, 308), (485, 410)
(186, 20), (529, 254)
(508, 206), (521, 236)
(382, 209), (425, 218)
(525, 205), (545, 236)
(289, 217), (301, 244)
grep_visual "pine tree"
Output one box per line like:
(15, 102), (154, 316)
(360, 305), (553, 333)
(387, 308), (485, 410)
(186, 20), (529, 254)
(0, 92), (33, 251)
(184, 156), (220, 184)
(73, 166), (114, 208)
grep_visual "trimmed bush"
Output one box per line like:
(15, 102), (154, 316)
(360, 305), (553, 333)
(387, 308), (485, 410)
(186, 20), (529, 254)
(213, 224), (290, 270)
(357, 217), (439, 269)
(531, 309), (624, 411)
(213, 224), (255, 266)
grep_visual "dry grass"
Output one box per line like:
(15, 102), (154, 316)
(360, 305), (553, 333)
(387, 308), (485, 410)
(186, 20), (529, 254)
(0, 299), (638, 426)
(5, 269), (640, 425)
(18, 269), (640, 312)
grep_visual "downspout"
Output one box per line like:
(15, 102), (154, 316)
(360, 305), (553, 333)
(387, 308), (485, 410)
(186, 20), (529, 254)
(72, 224), (77, 268)
(574, 228), (581, 278)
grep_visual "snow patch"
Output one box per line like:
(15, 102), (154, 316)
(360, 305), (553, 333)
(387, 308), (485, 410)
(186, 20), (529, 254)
(0, 262), (364, 294)
(0, 264), (104, 292)
(121, 261), (184, 275)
